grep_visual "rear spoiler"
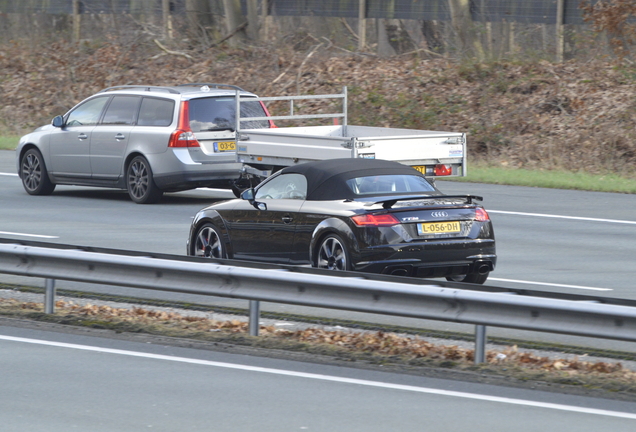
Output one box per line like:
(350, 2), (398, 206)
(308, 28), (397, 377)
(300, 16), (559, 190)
(374, 194), (484, 209)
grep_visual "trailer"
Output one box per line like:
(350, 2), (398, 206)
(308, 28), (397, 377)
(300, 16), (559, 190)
(233, 87), (467, 179)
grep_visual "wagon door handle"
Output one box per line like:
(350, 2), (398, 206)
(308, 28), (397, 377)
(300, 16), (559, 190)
(115, 133), (126, 141)
(282, 215), (293, 224)
(77, 133), (88, 140)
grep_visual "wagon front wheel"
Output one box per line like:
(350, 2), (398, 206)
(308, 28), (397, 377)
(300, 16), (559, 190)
(20, 148), (55, 195)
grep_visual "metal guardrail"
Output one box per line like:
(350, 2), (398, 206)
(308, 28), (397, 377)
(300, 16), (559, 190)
(1, 241), (636, 364)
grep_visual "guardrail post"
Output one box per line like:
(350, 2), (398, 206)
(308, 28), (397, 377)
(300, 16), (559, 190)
(249, 300), (260, 336)
(44, 278), (56, 314)
(474, 325), (487, 364)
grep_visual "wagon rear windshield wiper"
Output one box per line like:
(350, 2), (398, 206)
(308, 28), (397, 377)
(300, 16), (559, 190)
(200, 127), (235, 132)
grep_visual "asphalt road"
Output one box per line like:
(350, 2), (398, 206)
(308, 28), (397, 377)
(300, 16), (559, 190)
(2, 324), (636, 432)
(2, 150), (636, 351)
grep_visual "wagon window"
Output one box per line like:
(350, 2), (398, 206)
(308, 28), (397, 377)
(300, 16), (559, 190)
(66, 96), (109, 127)
(137, 97), (175, 126)
(101, 96), (141, 125)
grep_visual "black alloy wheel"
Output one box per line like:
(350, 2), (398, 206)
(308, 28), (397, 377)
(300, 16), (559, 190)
(127, 156), (163, 204)
(192, 224), (226, 259)
(20, 148), (56, 195)
(316, 234), (350, 271)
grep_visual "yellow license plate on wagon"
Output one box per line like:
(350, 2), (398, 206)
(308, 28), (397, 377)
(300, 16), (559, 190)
(214, 141), (236, 152)
(417, 221), (461, 235)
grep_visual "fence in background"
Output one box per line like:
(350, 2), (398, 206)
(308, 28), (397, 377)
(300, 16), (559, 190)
(0, 1), (603, 61)
(0, 1), (589, 24)
(1, 240), (635, 364)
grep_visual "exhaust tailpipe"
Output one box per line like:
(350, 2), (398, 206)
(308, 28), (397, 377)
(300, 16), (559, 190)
(476, 261), (492, 275)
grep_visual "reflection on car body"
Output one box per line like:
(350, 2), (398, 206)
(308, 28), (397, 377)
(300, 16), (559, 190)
(187, 158), (496, 284)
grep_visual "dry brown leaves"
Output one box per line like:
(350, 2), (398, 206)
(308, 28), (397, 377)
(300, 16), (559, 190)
(2, 38), (636, 175)
(3, 297), (632, 379)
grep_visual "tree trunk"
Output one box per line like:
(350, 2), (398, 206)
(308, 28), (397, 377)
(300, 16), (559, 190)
(448, 0), (484, 59)
(163, 0), (173, 39)
(222, 0), (246, 45)
(246, 0), (259, 40)
(377, 19), (396, 57)
(73, 0), (81, 42)
(185, 0), (213, 40)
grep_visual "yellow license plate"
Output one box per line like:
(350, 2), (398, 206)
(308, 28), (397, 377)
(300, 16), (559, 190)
(214, 141), (236, 152)
(417, 221), (461, 235)
(412, 165), (426, 174)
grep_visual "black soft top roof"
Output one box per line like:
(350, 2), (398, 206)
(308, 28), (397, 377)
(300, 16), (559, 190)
(279, 158), (431, 200)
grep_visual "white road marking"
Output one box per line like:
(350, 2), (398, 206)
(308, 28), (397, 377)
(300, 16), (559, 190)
(0, 231), (59, 239)
(1, 334), (635, 420)
(489, 278), (612, 292)
(0, 172), (628, 292)
(489, 210), (636, 225)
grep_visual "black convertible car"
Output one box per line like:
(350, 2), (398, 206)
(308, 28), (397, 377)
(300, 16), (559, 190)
(187, 158), (496, 284)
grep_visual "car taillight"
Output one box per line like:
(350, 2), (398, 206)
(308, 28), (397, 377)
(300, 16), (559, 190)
(434, 164), (452, 176)
(351, 213), (400, 227)
(168, 100), (200, 147)
(168, 129), (200, 147)
(475, 208), (490, 221)
(260, 101), (277, 128)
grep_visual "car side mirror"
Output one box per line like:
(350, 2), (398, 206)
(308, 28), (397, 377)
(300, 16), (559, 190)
(240, 188), (267, 211)
(52, 115), (64, 128)
(241, 188), (255, 201)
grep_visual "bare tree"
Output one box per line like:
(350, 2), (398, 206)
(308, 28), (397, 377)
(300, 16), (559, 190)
(246, 0), (259, 40)
(222, 0), (246, 45)
(448, 0), (484, 59)
(185, 0), (214, 41)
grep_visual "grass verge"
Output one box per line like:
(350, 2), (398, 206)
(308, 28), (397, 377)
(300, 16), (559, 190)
(0, 135), (18, 151)
(454, 164), (636, 194)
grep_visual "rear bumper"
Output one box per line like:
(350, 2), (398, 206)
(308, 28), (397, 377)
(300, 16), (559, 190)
(354, 239), (496, 278)
(148, 148), (244, 191)
(153, 167), (243, 191)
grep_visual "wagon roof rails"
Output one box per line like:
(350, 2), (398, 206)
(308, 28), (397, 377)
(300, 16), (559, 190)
(98, 85), (180, 94)
(176, 83), (246, 91)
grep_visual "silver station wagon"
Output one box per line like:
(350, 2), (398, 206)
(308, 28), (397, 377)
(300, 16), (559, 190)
(16, 84), (272, 203)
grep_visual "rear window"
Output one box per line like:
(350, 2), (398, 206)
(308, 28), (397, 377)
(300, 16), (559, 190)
(346, 175), (436, 195)
(188, 97), (269, 132)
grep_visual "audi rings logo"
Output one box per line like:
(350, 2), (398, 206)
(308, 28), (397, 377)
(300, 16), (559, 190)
(431, 211), (449, 218)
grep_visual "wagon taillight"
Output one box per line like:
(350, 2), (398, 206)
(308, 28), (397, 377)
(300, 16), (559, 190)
(168, 101), (200, 148)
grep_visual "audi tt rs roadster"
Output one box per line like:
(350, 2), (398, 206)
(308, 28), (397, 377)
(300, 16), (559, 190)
(187, 158), (496, 283)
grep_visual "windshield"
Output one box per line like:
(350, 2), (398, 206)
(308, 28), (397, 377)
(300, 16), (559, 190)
(346, 175), (436, 195)
(188, 97), (269, 132)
